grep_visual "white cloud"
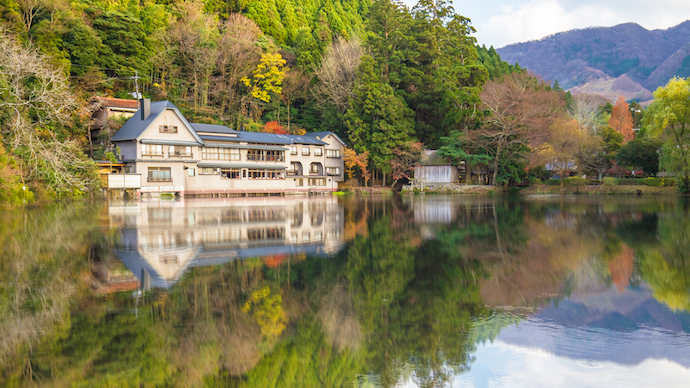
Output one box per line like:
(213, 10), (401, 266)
(475, 0), (690, 48)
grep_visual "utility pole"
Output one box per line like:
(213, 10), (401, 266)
(130, 70), (141, 109)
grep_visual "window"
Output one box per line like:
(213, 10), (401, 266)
(220, 169), (241, 179)
(200, 167), (217, 175)
(202, 147), (240, 160)
(302, 147), (310, 156)
(309, 178), (326, 186)
(124, 166), (133, 174)
(170, 146), (192, 157)
(187, 168), (195, 177)
(310, 163), (322, 175)
(326, 167), (340, 175)
(326, 149), (341, 158)
(142, 144), (163, 156)
(159, 125), (178, 133)
(247, 149), (264, 161)
(290, 146), (298, 155)
(266, 150), (285, 162)
(289, 162), (302, 175)
(148, 167), (171, 182)
(296, 178), (303, 187)
(247, 169), (284, 179)
(314, 147), (323, 156)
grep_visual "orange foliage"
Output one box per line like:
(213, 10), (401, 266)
(609, 244), (634, 293)
(343, 148), (370, 185)
(262, 121), (288, 134)
(263, 254), (288, 268)
(609, 96), (634, 143)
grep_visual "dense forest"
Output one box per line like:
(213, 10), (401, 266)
(0, 0), (526, 202)
(2, 0), (690, 202)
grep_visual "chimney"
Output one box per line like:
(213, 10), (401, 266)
(140, 98), (151, 120)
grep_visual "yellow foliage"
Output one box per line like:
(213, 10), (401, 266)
(241, 53), (287, 103)
(241, 286), (287, 338)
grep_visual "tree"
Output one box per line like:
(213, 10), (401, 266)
(390, 141), (423, 186)
(313, 36), (365, 113)
(438, 130), (491, 184)
(616, 138), (662, 177)
(646, 77), (690, 191)
(343, 147), (370, 186)
(472, 72), (563, 186)
(344, 55), (416, 184)
(532, 118), (583, 186)
(0, 27), (99, 198)
(241, 52), (287, 103)
(280, 69), (309, 132)
(261, 121), (287, 134)
(609, 96), (635, 143)
(212, 14), (263, 121)
(570, 93), (607, 133)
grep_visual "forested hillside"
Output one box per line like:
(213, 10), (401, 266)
(497, 21), (690, 101)
(0, 0), (527, 202)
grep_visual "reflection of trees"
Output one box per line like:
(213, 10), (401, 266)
(637, 212), (690, 311)
(0, 204), (102, 379)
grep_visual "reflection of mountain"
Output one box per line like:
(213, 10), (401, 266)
(109, 197), (345, 289)
(497, 284), (690, 367)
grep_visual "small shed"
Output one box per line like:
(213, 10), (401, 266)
(414, 150), (459, 184)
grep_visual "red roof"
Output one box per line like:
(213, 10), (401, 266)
(95, 97), (138, 109)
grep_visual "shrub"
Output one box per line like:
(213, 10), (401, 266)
(601, 177), (676, 187)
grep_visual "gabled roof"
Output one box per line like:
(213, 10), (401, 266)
(304, 131), (347, 146)
(200, 132), (293, 145)
(111, 101), (204, 144)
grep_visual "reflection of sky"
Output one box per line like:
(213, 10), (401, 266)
(454, 340), (690, 388)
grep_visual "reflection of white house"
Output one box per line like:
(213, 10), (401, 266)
(110, 197), (345, 289)
(108, 99), (346, 197)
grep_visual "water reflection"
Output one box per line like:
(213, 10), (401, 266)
(2, 195), (690, 387)
(107, 197), (344, 289)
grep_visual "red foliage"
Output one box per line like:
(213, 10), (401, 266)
(262, 121), (288, 134)
(263, 254), (288, 268)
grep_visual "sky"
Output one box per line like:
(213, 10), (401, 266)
(400, 0), (690, 48)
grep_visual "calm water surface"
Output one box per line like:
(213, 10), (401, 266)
(2, 195), (690, 387)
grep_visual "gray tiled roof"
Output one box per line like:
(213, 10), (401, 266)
(110, 101), (204, 145)
(111, 101), (172, 141)
(111, 100), (342, 147)
(191, 123), (238, 134)
(304, 131), (347, 146)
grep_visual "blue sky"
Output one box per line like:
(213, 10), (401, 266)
(400, 0), (690, 48)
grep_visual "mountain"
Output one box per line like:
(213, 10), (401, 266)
(496, 21), (690, 102)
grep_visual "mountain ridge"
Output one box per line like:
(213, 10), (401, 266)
(496, 20), (690, 101)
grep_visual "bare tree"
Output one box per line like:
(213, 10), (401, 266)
(211, 14), (263, 122)
(15, 0), (46, 32)
(570, 93), (607, 133)
(313, 36), (365, 113)
(0, 27), (99, 195)
(280, 69), (309, 132)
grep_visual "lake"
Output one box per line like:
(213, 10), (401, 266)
(1, 194), (690, 387)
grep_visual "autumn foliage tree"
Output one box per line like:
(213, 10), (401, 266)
(390, 142), (423, 186)
(473, 72), (563, 185)
(609, 96), (635, 143)
(344, 148), (370, 186)
(262, 121), (287, 134)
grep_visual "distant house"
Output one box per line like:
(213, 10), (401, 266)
(90, 97), (139, 142)
(108, 99), (346, 197)
(413, 150), (460, 184)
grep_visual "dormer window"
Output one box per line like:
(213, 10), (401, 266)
(160, 125), (177, 133)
